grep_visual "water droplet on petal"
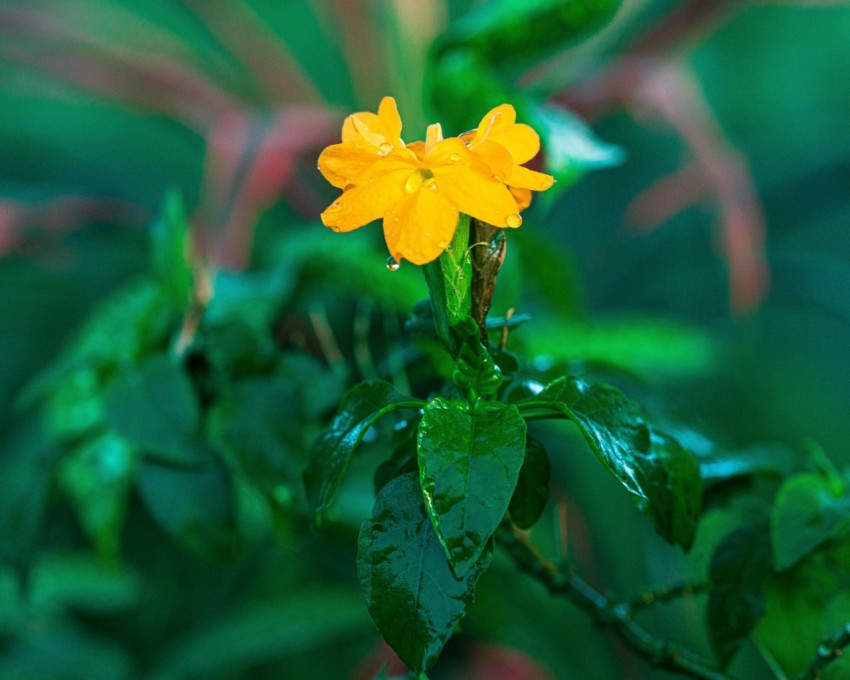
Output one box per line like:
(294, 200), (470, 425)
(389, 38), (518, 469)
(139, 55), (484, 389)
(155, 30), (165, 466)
(449, 153), (460, 162)
(392, 215), (400, 223)
(428, 181), (438, 191)
(505, 213), (523, 228)
(386, 256), (400, 271)
(377, 142), (393, 156)
(437, 240), (448, 249)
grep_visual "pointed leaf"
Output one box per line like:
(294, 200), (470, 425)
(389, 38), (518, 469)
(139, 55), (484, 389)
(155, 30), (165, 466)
(509, 434), (551, 530)
(418, 399), (526, 576)
(771, 472), (850, 571)
(303, 380), (414, 515)
(358, 473), (491, 673)
(707, 523), (772, 666)
(519, 377), (701, 548)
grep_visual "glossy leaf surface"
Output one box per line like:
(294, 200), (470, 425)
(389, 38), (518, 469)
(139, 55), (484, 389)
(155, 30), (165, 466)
(519, 377), (701, 548)
(357, 473), (491, 673)
(303, 380), (412, 515)
(509, 434), (551, 530)
(418, 399), (526, 576)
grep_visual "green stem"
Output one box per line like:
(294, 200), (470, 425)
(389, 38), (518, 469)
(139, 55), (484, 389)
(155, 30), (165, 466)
(422, 214), (472, 357)
(796, 623), (850, 680)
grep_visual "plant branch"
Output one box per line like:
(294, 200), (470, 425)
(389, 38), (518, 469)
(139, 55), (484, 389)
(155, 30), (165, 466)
(796, 623), (850, 680)
(497, 525), (740, 680)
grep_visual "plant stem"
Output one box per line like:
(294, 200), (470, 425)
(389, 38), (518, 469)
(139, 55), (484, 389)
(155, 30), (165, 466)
(497, 525), (740, 680)
(796, 623), (850, 680)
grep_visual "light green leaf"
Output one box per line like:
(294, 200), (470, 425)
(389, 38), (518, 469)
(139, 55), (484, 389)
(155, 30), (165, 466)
(771, 472), (850, 571)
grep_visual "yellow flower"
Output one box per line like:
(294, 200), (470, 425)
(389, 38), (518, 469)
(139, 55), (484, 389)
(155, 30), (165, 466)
(464, 104), (554, 207)
(317, 98), (553, 265)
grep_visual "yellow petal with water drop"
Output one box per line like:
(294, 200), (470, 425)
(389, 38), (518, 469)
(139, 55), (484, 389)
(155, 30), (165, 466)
(383, 189), (458, 265)
(317, 141), (383, 188)
(321, 168), (408, 232)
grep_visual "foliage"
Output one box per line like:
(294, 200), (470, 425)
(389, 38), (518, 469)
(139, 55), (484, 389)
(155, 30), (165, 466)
(2, 1), (850, 679)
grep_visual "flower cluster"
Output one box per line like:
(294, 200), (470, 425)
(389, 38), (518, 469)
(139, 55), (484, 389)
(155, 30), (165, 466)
(318, 97), (554, 265)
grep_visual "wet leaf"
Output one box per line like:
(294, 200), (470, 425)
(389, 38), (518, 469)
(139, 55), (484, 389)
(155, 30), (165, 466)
(509, 434), (551, 530)
(358, 473), (492, 673)
(418, 398), (526, 576)
(518, 377), (701, 548)
(303, 380), (413, 515)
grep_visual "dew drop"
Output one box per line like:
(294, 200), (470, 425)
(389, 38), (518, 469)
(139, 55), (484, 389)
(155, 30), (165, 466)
(392, 215), (400, 223)
(427, 181), (438, 191)
(449, 152), (460, 162)
(377, 142), (393, 156)
(386, 256), (400, 272)
(505, 213), (523, 228)
(437, 240), (448, 249)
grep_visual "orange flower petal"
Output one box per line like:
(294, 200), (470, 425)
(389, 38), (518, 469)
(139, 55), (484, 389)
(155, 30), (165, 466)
(507, 164), (555, 191)
(406, 140), (426, 160)
(321, 168), (408, 232)
(467, 139), (514, 181)
(383, 189), (459, 265)
(510, 187), (532, 212)
(434, 166), (520, 228)
(378, 96), (403, 147)
(493, 123), (540, 165)
(341, 112), (382, 144)
(469, 104), (517, 148)
(317, 141), (382, 188)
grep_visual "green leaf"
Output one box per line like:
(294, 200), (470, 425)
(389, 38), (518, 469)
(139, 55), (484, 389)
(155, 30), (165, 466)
(151, 190), (193, 309)
(509, 434), (551, 530)
(756, 548), (850, 679)
(451, 316), (503, 401)
(29, 552), (140, 614)
(57, 433), (138, 559)
(707, 524), (772, 666)
(771, 472), (850, 571)
(303, 380), (415, 515)
(417, 399), (526, 576)
(518, 377), (702, 548)
(136, 458), (237, 558)
(531, 103), (625, 195)
(103, 355), (206, 465)
(422, 214), (472, 355)
(357, 473), (492, 673)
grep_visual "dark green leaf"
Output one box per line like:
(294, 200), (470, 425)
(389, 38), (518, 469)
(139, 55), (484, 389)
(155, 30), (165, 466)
(771, 472), (850, 571)
(136, 458), (237, 558)
(436, 0), (622, 68)
(103, 355), (206, 465)
(509, 434), (551, 530)
(518, 377), (702, 548)
(707, 523), (772, 666)
(357, 473), (492, 673)
(418, 399), (526, 576)
(303, 380), (414, 515)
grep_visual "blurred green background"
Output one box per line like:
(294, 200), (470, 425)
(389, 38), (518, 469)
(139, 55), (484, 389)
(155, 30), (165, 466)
(1, 0), (849, 678)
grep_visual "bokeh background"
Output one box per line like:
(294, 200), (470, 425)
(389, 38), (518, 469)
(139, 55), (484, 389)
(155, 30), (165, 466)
(1, 0), (849, 678)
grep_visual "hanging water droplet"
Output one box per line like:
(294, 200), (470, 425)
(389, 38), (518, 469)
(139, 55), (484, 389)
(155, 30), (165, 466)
(505, 213), (522, 228)
(449, 152), (460, 162)
(377, 142), (393, 156)
(386, 256), (400, 271)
